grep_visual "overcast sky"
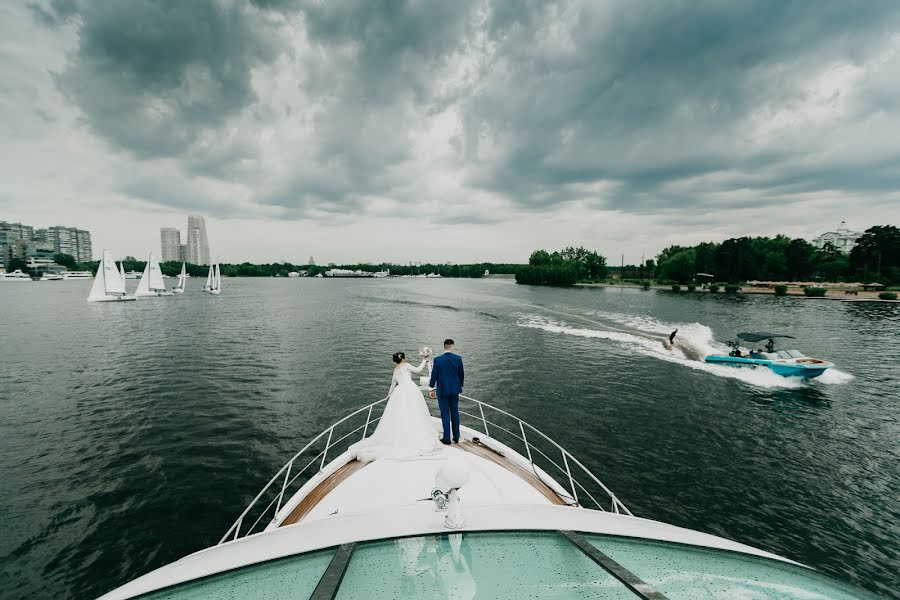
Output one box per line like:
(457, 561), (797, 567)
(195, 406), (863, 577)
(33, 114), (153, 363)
(3, 1), (900, 264)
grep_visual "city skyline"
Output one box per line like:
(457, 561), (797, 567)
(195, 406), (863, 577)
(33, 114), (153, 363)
(3, 2), (900, 264)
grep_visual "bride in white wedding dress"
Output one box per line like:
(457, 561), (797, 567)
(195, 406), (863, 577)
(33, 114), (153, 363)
(350, 351), (442, 463)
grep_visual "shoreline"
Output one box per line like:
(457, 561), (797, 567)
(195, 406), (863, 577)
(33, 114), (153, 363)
(575, 282), (900, 303)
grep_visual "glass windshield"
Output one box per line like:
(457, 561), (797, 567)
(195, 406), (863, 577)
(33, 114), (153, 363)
(585, 535), (878, 600)
(131, 532), (877, 599)
(336, 531), (636, 599)
(136, 548), (334, 600)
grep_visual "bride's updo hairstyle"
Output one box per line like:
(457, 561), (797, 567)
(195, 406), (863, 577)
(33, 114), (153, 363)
(392, 351), (405, 364)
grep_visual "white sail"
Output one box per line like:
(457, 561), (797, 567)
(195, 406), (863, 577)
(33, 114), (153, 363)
(147, 253), (166, 291)
(215, 263), (221, 291)
(88, 256), (107, 300)
(135, 260), (152, 295)
(205, 265), (213, 290)
(104, 251), (126, 295)
(173, 262), (186, 293)
(119, 261), (126, 285)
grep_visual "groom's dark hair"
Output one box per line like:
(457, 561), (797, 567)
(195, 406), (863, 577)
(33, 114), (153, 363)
(443, 339), (454, 348)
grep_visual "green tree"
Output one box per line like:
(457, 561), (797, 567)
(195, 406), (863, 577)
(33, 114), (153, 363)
(7, 257), (28, 272)
(54, 253), (77, 269)
(529, 250), (552, 265)
(694, 242), (718, 276)
(658, 249), (696, 283)
(786, 238), (815, 281)
(814, 242), (849, 281)
(851, 225), (900, 282)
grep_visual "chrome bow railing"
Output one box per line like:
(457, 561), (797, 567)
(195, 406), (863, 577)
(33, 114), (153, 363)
(219, 393), (632, 544)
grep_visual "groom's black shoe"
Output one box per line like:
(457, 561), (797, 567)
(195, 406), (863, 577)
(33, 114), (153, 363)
(439, 438), (451, 445)
(453, 439), (459, 444)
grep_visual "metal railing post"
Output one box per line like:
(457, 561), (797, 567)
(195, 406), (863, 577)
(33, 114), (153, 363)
(320, 427), (334, 471)
(562, 450), (578, 505)
(275, 460), (293, 514)
(519, 421), (533, 465)
(478, 402), (489, 437)
(362, 405), (374, 439)
(233, 517), (242, 541)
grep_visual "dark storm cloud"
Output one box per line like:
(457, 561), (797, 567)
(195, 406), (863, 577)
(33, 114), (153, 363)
(42, 0), (282, 159)
(460, 1), (900, 212)
(25, 0), (900, 221)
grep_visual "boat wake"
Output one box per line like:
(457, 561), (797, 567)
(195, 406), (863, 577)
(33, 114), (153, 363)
(517, 313), (852, 389)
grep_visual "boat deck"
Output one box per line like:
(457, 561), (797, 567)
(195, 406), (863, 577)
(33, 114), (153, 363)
(280, 439), (566, 527)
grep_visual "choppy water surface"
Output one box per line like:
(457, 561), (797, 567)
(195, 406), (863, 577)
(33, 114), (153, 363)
(1, 279), (898, 598)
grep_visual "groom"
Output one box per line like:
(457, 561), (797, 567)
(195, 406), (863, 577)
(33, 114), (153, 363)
(429, 338), (464, 444)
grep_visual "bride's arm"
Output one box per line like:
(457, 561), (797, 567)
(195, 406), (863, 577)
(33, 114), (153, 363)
(388, 371), (398, 396)
(406, 360), (427, 374)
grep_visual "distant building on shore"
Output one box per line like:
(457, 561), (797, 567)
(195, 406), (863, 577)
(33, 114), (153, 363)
(812, 221), (861, 253)
(160, 227), (181, 262)
(186, 215), (210, 265)
(0, 221), (91, 268)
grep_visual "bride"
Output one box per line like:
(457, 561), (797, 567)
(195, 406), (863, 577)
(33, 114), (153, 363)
(350, 351), (441, 462)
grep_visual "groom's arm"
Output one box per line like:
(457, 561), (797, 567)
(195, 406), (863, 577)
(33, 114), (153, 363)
(429, 357), (438, 390)
(458, 357), (464, 388)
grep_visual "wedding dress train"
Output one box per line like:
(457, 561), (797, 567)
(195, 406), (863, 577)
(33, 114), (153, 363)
(350, 360), (442, 463)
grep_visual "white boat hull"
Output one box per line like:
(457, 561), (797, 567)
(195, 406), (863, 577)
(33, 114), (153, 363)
(134, 291), (174, 298)
(87, 295), (137, 302)
(173, 289), (184, 294)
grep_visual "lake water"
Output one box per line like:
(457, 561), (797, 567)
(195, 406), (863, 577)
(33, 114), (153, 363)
(1, 278), (897, 598)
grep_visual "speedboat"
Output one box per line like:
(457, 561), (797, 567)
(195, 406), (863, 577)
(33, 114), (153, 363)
(705, 332), (834, 378)
(98, 394), (872, 599)
(0, 269), (32, 281)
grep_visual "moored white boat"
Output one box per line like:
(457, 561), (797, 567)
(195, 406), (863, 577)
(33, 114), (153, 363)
(134, 253), (173, 298)
(0, 269), (31, 281)
(87, 250), (135, 302)
(98, 394), (875, 599)
(62, 271), (93, 280)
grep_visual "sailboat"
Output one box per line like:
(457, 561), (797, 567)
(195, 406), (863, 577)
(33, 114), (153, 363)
(118, 261), (126, 286)
(205, 262), (222, 295)
(134, 252), (174, 298)
(173, 263), (186, 294)
(87, 250), (135, 302)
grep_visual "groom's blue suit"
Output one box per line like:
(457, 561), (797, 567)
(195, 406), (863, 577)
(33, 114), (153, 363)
(429, 351), (464, 442)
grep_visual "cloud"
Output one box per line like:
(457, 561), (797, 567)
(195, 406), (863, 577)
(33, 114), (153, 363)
(51, 0), (283, 158)
(7, 0), (900, 263)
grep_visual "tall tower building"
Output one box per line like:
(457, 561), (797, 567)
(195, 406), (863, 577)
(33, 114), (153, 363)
(74, 229), (92, 262)
(160, 227), (181, 262)
(186, 215), (210, 265)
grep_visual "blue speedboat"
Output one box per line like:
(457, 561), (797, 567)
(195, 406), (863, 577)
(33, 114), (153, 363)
(705, 332), (833, 378)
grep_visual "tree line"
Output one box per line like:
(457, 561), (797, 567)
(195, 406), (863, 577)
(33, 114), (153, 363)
(655, 225), (900, 284)
(516, 247), (608, 286)
(40, 255), (522, 279)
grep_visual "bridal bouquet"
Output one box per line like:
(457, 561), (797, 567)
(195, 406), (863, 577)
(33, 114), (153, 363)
(419, 346), (433, 360)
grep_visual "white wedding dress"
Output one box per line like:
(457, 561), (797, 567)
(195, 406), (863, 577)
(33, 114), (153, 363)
(350, 360), (442, 463)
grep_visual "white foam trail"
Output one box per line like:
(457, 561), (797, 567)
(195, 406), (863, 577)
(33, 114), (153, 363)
(517, 315), (806, 390)
(815, 368), (854, 385)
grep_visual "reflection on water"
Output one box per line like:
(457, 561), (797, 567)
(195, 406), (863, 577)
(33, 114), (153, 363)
(0, 279), (897, 598)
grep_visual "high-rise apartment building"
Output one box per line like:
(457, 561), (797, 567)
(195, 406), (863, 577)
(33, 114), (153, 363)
(160, 227), (182, 262)
(186, 215), (210, 265)
(0, 221), (92, 266)
(74, 229), (92, 262)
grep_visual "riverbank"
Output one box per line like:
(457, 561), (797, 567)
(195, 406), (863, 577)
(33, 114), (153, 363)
(576, 282), (900, 302)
